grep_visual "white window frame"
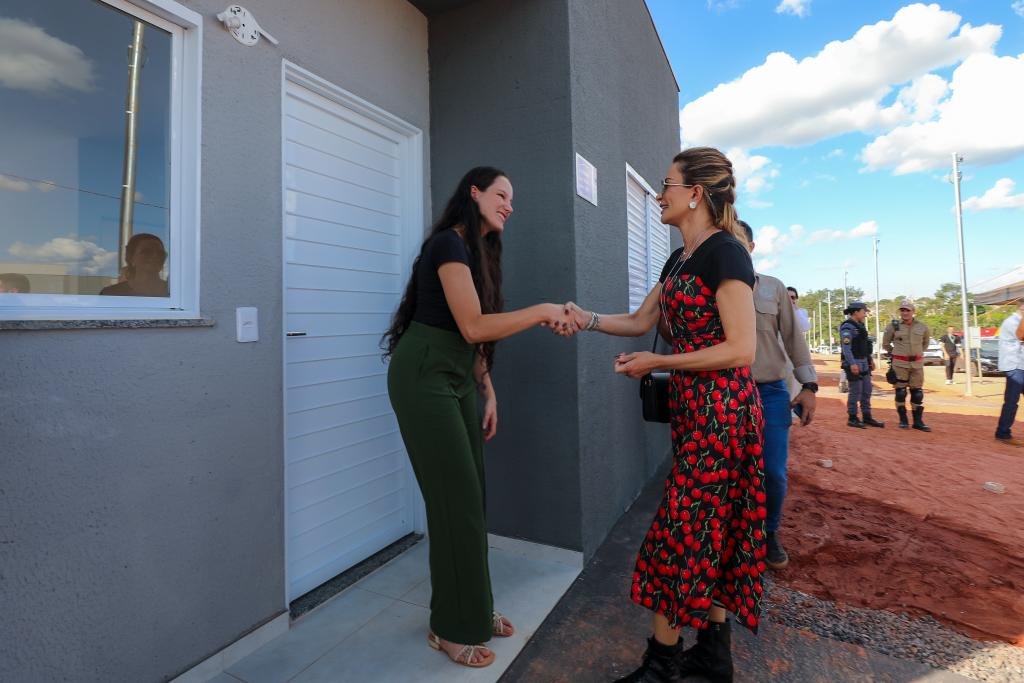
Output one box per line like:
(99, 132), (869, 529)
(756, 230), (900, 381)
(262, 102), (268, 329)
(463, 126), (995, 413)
(0, 0), (202, 321)
(626, 164), (670, 312)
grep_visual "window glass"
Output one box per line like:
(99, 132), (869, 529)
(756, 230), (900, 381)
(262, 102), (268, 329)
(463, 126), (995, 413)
(0, 0), (171, 297)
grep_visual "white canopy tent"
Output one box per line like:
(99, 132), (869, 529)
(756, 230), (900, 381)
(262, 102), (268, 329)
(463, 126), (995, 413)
(972, 265), (1024, 305)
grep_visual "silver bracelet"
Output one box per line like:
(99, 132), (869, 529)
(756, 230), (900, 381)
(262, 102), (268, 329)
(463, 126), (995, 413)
(586, 311), (600, 331)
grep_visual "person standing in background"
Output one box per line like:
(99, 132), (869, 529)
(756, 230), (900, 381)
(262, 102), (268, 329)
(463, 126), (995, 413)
(787, 286), (811, 334)
(740, 222), (817, 571)
(840, 303), (883, 429)
(995, 302), (1024, 446)
(939, 326), (961, 385)
(882, 301), (931, 432)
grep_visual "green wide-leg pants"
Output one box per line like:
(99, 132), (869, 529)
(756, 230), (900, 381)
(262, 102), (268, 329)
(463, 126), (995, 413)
(387, 322), (493, 644)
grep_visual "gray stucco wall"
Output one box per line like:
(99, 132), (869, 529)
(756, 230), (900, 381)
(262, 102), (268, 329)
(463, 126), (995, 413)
(569, 0), (680, 557)
(0, 2), (429, 681)
(426, 0), (583, 551)
(425, 0), (678, 558)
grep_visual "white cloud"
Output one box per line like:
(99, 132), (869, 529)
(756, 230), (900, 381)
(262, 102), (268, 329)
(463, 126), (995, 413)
(745, 198), (774, 209)
(679, 4), (999, 149)
(753, 225), (786, 255)
(8, 237), (117, 275)
(1014, 1), (1024, 19)
(728, 147), (779, 195)
(861, 52), (1024, 174)
(806, 220), (879, 243)
(752, 223), (807, 256)
(0, 174), (32, 192)
(755, 258), (779, 272)
(0, 173), (56, 192)
(776, 0), (811, 18)
(824, 148), (845, 159)
(0, 18), (96, 93)
(963, 178), (1024, 210)
(706, 0), (743, 11)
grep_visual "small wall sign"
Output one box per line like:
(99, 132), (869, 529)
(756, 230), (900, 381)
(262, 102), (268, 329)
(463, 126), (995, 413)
(575, 153), (597, 206)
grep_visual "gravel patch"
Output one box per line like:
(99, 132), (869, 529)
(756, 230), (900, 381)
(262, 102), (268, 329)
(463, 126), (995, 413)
(762, 576), (1024, 683)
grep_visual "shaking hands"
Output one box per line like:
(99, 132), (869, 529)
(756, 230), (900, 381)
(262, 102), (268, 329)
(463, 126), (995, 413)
(538, 301), (592, 338)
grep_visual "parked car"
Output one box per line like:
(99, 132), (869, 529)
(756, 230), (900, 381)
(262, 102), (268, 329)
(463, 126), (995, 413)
(955, 339), (1003, 376)
(922, 343), (944, 365)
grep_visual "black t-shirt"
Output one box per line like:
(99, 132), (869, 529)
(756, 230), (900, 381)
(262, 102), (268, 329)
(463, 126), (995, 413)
(940, 334), (960, 354)
(412, 229), (474, 331)
(659, 231), (755, 292)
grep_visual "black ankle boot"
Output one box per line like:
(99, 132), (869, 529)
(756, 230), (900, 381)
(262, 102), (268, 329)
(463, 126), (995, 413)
(862, 412), (885, 428)
(676, 620), (733, 683)
(847, 415), (866, 428)
(912, 406), (931, 432)
(897, 405), (909, 428)
(615, 636), (682, 682)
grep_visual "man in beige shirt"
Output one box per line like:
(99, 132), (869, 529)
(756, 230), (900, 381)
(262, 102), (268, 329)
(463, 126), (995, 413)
(881, 300), (931, 431)
(740, 222), (817, 570)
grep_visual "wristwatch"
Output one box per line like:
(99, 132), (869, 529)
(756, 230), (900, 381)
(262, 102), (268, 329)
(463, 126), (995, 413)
(801, 382), (819, 393)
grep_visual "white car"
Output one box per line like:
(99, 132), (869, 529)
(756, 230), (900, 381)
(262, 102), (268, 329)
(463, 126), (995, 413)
(921, 343), (944, 366)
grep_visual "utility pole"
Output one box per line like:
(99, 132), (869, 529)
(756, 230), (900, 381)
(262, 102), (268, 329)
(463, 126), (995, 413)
(951, 153), (973, 397)
(826, 290), (834, 347)
(839, 270), (849, 393)
(817, 299), (823, 348)
(118, 20), (145, 271)
(873, 237), (882, 361)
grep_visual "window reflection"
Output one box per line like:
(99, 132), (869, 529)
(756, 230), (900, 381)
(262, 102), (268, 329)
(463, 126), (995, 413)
(100, 233), (167, 296)
(0, 0), (172, 297)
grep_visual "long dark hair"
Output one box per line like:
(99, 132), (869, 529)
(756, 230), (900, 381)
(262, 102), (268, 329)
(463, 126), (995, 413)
(382, 166), (506, 369)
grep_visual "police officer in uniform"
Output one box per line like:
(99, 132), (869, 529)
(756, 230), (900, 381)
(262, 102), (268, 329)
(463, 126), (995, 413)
(882, 299), (931, 431)
(840, 302), (883, 428)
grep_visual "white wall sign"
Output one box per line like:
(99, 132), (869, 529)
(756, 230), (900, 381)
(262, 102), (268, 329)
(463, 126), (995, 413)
(575, 153), (597, 206)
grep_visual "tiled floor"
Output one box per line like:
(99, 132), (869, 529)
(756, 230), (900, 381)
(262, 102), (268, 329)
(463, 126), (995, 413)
(221, 535), (582, 683)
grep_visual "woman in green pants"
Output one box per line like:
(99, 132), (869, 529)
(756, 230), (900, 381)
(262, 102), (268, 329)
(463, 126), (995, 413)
(382, 167), (575, 668)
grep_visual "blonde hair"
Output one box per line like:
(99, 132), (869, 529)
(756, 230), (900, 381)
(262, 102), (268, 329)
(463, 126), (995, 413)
(672, 147), (747, 249)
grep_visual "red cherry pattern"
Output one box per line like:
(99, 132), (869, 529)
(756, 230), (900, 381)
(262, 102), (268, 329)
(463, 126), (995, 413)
(630, 273), (767, 633)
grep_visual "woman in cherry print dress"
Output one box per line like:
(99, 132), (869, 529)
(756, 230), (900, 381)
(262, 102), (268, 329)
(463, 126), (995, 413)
(566, 147), (764, 683)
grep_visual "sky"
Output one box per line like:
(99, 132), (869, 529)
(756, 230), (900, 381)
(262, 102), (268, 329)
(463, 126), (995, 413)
(0, 0), (170, 285)
(646, 0), (1024, 300)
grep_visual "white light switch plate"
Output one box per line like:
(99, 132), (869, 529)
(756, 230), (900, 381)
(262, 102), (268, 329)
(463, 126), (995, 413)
(236, 307), (258, 342)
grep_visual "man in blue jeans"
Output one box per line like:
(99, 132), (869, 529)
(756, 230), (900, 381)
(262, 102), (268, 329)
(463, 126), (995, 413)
(995, 302), (1024, 445)
(740, 222), (817, 569)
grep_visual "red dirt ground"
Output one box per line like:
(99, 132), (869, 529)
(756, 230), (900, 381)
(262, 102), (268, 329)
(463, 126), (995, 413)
(775, 357), (1024, 645)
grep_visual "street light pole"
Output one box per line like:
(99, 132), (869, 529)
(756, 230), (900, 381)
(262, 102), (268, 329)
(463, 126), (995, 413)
(817, 299), (823, 347)
(843, 269), (849, 310)
(951, 153), (973, 397)
(826, 290), (834, 346)
(873, 237), (881, 361)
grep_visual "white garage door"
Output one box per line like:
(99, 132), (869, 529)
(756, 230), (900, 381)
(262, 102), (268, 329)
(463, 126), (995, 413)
(282, 65), (424, 602)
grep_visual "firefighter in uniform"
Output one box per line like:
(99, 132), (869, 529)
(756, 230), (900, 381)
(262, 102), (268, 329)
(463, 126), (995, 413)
(840, 302), (883, 428)
(882, 299), (931, 431)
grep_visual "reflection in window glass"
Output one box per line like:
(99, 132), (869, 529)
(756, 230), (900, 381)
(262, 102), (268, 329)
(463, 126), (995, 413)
(0, 0), (171, 297)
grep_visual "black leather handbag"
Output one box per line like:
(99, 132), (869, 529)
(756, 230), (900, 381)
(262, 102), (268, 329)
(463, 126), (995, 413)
(639, 331), (671, 423)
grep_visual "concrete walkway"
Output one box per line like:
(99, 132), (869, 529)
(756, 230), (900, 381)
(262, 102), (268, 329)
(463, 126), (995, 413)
(213, 535), (581, 683)
(499, 472), (974, 683)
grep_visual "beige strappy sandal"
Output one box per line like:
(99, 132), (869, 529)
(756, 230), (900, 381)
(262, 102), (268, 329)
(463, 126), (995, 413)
(427, 631), (495, 668)
(492, 611), (515, 637)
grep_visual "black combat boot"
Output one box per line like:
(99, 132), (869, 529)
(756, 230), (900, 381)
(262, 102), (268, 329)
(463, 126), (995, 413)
(676, 620), (733, 683)
(847, 414), (866, 428)
(862, 412), (885, 428)
(912, 406), (931, 432)
(765, 531), (789, 569)
(615, 637), (682, 682)
(897, 405), (909, 428)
